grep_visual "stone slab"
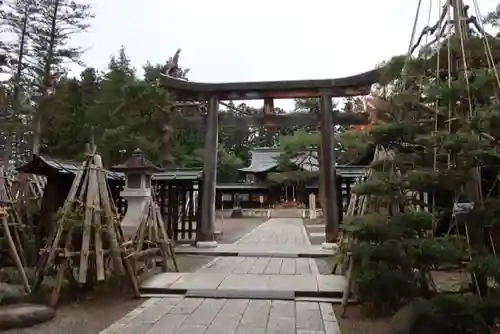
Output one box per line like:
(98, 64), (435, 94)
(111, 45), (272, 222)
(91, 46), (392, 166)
(0, 303), (56, 331)
(317, 275), (347, 293)
(101, 297), (340, 333)
(218, 274), (271, 290)
(309, 232), (326, 237)
(141, 273), (183, 289)
(170, 273), (226, 290)
(307, 224), (326, 228)
(140, 273), (345, 297)
(141, 273), (227, 290)
(174, 244), (334, 258)
(184, 289), (295, 300)
(103, 219), (345, 333)
(267, 275), (318, 292)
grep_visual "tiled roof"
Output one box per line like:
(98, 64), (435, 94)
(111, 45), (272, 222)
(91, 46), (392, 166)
(238, 148), (281, 173)
(17, 154), (123, 180)
(239, 148), (369, 177)
(17, 155), (203, 181)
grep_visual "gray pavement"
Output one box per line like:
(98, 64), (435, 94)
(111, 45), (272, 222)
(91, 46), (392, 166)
(174, 244), (332, 258)
(101, 297), (339, 334)
(100, 219), (341, 334)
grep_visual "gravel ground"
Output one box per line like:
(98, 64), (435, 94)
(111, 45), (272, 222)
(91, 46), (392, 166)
(4, 217), (266, 334)
(333, 304), (391, 334)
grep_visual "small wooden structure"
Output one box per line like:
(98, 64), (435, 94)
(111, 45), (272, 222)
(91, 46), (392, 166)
(0, 162), (31, 293)
(10, 173), (46, 264)
(153, 170), (202, 244)
(17, 154), (125, 253)
(32, 147), (139, 306)
(11, 173), (46, 205)
(17, 155), (204, 245)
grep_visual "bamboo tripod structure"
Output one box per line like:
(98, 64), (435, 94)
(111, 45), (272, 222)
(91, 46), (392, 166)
(32, 147), (140, 306)
(0, 163), (31, 293)
(11, 173), (46, 264)
(123, 196), (179, 276)
(11, 173), (46, 208)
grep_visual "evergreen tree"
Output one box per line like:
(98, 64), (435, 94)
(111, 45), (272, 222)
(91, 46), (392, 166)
(0, 0), (37, 163)
(338, 10), (500, 330)
(28, 0), (94, 154)
(41, 67), (100, 159)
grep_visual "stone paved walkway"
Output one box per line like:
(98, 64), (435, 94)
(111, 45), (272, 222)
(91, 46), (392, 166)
(100, 219), (341, 333)
(184, 218), (321, 277)
(174, 244), (331, 258)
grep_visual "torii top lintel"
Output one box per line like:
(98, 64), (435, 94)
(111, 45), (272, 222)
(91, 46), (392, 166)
(159, 67), (386, 101)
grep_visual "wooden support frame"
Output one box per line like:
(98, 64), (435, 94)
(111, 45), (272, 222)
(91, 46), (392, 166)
(123, 196), (178, 281)
(32, 148), (140, 307)
(0, 164), (31, 293)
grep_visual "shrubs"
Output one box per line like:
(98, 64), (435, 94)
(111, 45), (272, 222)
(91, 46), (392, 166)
(345, 212), (465, 313)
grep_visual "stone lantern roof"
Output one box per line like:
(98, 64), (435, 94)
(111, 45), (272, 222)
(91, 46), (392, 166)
(111, 148), (162, 173)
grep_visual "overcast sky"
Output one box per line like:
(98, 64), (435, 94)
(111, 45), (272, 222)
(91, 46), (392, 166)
(74, 0), (500, 109)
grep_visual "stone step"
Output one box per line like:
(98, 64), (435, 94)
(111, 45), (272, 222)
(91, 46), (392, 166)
(174, 244), (334, 258)
(139, 293), (355, 304)
(140, 273), (346, 299)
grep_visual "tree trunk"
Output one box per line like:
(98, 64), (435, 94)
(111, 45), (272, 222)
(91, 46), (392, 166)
(33, 0), (60, 155)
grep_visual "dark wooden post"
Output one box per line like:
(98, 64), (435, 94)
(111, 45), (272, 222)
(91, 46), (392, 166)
(319, 93), (340, 246)
(198, 96), (219, 247)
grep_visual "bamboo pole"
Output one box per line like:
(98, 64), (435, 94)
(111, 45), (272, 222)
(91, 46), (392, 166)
(1, 210), (30, 293)
(35, 149), (144, 304)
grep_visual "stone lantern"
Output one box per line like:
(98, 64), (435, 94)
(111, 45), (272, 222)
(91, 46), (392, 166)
(112, 148), (162, 236)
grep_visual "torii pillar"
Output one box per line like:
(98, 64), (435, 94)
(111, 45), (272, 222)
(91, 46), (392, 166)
(319, 93), (340, 250)
(197, 96), (219, 248)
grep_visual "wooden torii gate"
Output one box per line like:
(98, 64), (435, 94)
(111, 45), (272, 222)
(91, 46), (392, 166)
(159, 55), (393, 247)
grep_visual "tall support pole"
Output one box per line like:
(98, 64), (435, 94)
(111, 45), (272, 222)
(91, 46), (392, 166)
(197, 96), (219, 248)
(319, 93), (340, 248)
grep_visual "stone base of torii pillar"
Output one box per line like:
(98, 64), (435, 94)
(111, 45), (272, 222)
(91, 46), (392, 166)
(196, 240), (218, 248)
(321, 242), (339, 250)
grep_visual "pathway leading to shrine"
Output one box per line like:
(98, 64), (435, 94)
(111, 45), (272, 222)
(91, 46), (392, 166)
(100, 218), (343, 333)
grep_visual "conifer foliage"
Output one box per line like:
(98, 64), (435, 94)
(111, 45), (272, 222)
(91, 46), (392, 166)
(339, 2), (500, 330)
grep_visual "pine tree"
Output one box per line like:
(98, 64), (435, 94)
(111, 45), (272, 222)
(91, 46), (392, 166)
(0, 0), (38, 163)
(27, 0), (94, 154)
(339, 4), (500, 329)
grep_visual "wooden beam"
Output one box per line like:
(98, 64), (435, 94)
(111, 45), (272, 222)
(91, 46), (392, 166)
(159, 63), (402, 101)
(172, 112), (368, 128)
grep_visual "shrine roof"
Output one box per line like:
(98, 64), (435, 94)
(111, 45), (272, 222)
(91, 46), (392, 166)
(238, 148), (369, 177)
(17, 155), (203, 182)
(238, 148), (281, 173)
(238, 147), (321, 173)
(17, 154), (123, 180)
